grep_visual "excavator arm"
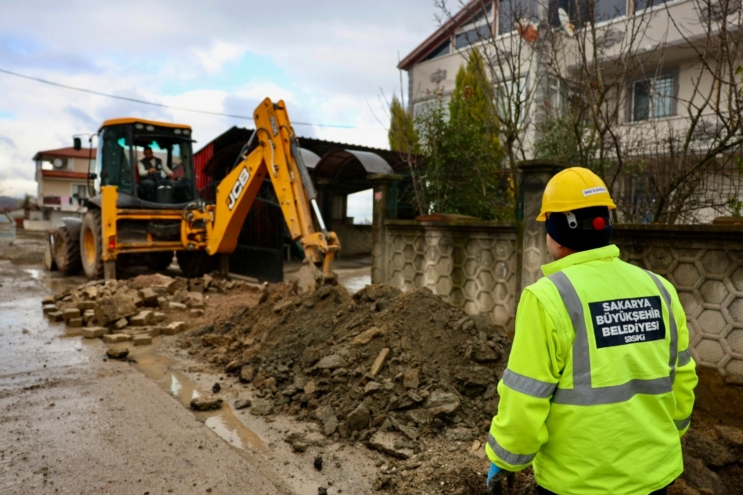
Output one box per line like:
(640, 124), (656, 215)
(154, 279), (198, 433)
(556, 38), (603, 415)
(181, 98), (340, 278)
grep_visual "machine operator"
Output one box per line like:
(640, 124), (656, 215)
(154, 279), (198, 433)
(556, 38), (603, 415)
(138, 146), (173, 202)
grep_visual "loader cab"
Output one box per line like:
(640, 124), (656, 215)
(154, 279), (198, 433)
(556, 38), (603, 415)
(96, 118), (197, 207)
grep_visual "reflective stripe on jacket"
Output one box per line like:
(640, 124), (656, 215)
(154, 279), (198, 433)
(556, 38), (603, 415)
(485, 245), (698, 495)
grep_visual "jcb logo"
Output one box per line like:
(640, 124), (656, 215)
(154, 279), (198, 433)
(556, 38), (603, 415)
(227, 167), (250, 211)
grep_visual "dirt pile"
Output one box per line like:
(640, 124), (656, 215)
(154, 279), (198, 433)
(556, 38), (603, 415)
(188, 282), (512, 493)
(40, 273), (248, 343)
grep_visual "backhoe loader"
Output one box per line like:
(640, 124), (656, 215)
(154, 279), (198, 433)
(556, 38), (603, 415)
(46, 98), (340, 281)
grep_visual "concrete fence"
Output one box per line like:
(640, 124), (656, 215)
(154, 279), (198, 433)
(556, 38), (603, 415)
(369, 163), (743, 377)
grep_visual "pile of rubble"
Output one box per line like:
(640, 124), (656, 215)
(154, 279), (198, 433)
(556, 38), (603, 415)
(41, 273), (246, 346)
(186, 282), (512, 492)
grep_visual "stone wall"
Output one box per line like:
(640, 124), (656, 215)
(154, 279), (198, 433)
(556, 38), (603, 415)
(614, 225), (743, 376)
(383, 220), (519, 332)
(369, 164), (743, 376)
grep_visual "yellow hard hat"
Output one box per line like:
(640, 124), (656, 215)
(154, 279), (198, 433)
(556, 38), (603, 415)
(537, 167), (616, 221)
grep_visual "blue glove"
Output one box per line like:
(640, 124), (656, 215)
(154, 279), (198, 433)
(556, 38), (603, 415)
(487, 463), (502, 489)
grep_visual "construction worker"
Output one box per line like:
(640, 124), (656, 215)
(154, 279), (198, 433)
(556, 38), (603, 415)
(485, 167), (697, 495)
(138, 146), (173, 202)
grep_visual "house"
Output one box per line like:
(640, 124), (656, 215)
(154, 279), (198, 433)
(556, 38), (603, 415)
(34, 146), (95, 228)
(398, 0), (743, 223)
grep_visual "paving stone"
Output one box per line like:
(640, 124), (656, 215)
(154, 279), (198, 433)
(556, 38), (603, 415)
(81, 327), (107, 339)
(168, 301), (187, 311)
(139, 287), (158, 305)
(162, 321), (186, 335)
(103, 334), (131, 344)
(76, 301), (95, 311)
(106, 346), (129, 359)
(67, 318), (83, 328)
(129, 310), (153, 327)
(133, 334), (152, 346)
(47, 311), (64, 322)
(153, 312), (167, 323)
(62, 308), (81, 321)
(42, 304), (57, 314)
(189, 309), (204, 318)
(42, 295), (55, 305)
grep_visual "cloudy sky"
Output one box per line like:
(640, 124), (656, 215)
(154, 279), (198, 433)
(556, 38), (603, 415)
(0, 0), (446, 220)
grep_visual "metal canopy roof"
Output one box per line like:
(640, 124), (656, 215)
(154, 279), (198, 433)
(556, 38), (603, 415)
(311, 149), (394, 194)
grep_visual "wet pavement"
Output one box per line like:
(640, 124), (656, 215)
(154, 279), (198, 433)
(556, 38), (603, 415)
(0, 237), (375, 495)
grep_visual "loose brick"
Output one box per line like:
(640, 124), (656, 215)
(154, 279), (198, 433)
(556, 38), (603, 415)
(77, 301), (95, 311)
(162, 321), (186, 335)
(153, 312), (167, 323)
(42, 304), (57, 314)
(81, 327), (107, 339)
(129, 310), (153, 327)
(62, 308), (81, 321)
(67, 318), (83, 328)
(103, 334), (131, 344)
(133, 334), (152, 346)
(169, 302), (187, 310)
(47, 311), (64, 322)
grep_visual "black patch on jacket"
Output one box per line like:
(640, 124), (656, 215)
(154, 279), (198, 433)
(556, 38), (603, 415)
(588, 296), (666, 348)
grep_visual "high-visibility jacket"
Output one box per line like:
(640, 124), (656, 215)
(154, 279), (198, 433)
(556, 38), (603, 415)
(485, 245), (697, 495)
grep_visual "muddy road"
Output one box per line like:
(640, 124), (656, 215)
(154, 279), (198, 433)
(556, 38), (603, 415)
(0, 234), (377, 495)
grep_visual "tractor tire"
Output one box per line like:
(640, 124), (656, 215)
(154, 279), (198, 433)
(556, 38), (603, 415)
(176, 250), (216, 278)
(43, 231), (58, 271)
(145, 251), (174, 272)
(54, 226), (82, 275)
(80, 209), (104, 280)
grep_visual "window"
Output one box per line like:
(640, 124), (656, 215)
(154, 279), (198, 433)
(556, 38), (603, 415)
(72, 184), (88, 199)
(635, 0), (665, 11)
(592, 0), (626, 22)
(498, 0), (536, 36)
(423, 40), (450, 61)
(455, 24), (492, 49)
(632, 74), (675, 121)
(547, 0), (626, 28)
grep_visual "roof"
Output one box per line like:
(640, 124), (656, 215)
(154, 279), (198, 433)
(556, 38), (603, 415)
(33, 147), (97, 161)
(40, 170), (89, 180)
(398, 0), (484, 71)
(100, 118), (192, 131)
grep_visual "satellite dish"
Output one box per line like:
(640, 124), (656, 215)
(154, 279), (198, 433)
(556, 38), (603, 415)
(52, 158), (65, 169)
(516, 18), (539, 42)
(558, 8), (575, 37)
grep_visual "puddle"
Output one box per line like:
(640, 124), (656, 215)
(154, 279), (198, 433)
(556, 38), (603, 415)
(132, 351), (266, 453)
(24, 267), (87, 293)
(341, 274), (371, 294)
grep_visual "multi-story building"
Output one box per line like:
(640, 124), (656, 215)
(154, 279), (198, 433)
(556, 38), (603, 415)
(398, 0), (742, 223)
(34, 146), (95, 227)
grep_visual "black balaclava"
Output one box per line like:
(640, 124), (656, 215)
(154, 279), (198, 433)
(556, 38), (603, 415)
(545, 206), (612, 252)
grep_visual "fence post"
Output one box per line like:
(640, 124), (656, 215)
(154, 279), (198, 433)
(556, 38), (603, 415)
(369, 174), (404, 284)
(517, 160), (564, 294)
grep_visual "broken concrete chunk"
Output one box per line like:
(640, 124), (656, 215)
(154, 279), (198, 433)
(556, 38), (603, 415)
(188, 279), (205, 293)
(370, 348), (391, 376)
(83, 287), (98, 300)
(403, 368), (420, 389)
(189, 309), (204, 318)
(250, 399), (273, 416)
(157, 297), (168, 310)
(168, 301), (187, 311)
(424, 390), (461, 416)
(113, 318), (128, 330)
(364, 381), (382, 395)
(190, 394), (223, 411)
(94, 294), (138, 325)
(346, 403), (370, 431)
(350, 326), (384, 346)
(81, 327), (107, 339)
(368, 431), (414, 459)
(133, 334), (152, 346)
(162, 321), (186, 335)
(303, 380), (317, 395)
(82, 309), (96, 323)
(103, 334), (131, 344)
(239, 365), (255, 383)
(316, 405), (339, 436)
(139, 287), (158, 305)
(314, 354), (348, 371)
(234, 398), (251, 410)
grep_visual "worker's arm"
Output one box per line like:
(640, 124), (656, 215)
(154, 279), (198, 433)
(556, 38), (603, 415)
(137, 160), (149, 177)
(160, 159), (174, 177)
(485, 289), (565, 471)
(664, 279), (698, 437)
